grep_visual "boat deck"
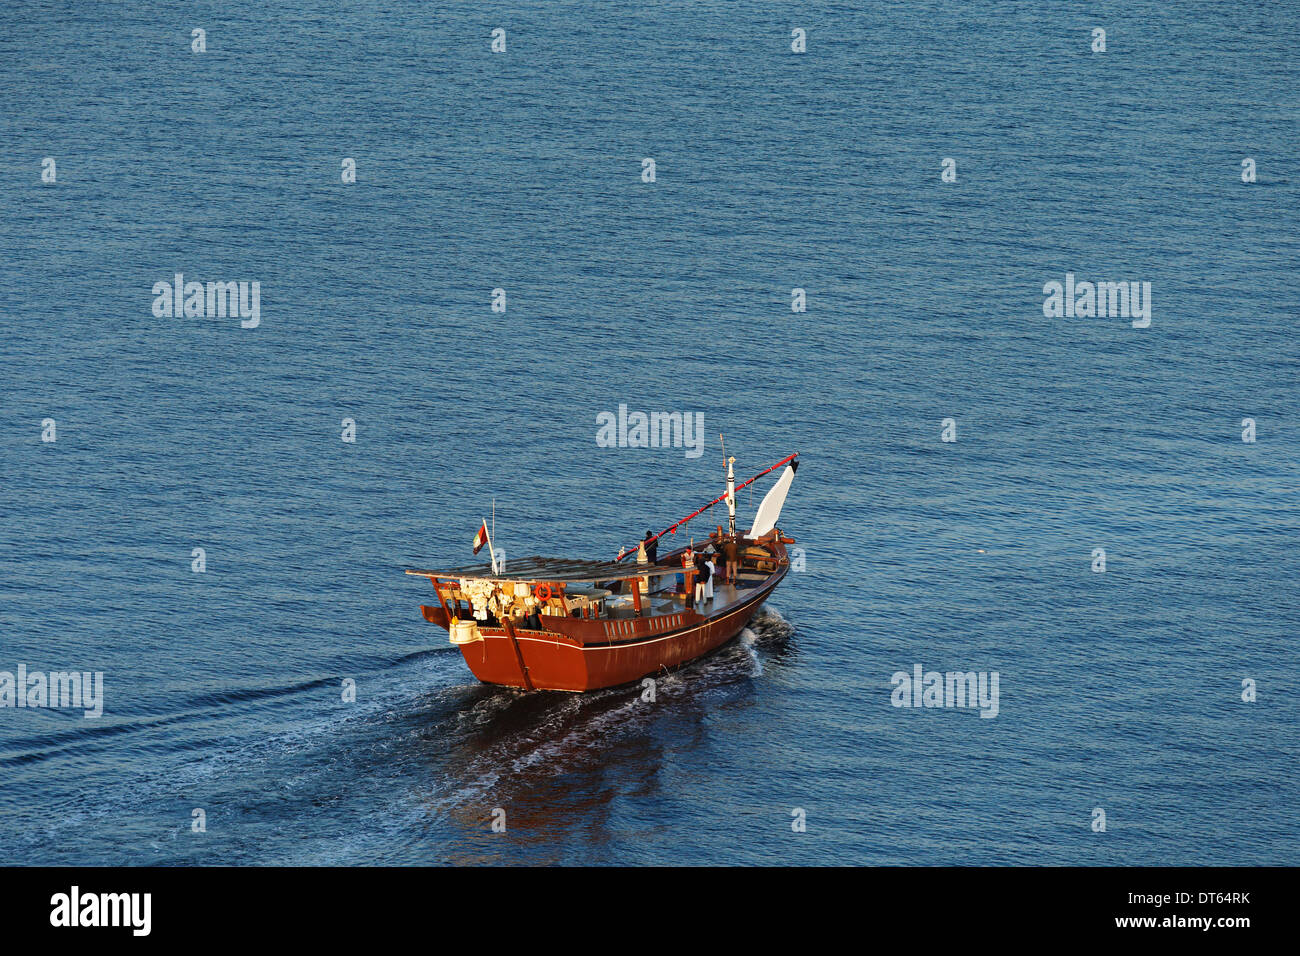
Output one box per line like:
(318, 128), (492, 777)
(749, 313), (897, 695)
(601, 572), (770, 621)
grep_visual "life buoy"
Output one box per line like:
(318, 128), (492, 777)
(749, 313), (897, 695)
(534, 583), (553, 602)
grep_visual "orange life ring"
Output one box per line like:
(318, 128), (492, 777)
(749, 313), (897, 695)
(533, 583), (553, 602)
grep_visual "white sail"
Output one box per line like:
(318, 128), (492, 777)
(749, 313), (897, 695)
(749, 465), (795, 538)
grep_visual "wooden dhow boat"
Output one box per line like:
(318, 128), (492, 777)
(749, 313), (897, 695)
(406, 453), (800, 691)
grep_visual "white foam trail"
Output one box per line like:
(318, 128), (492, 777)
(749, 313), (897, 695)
(739, 628), (763, 674)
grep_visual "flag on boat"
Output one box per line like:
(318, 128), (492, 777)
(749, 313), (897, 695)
(472, 521), (489, 554)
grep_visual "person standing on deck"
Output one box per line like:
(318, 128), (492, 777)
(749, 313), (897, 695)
(704, 554), (716, 601)
(682, 548), (696, 608)
(723, 534), (740, 583)
(693, 552), (712, 605)
(708, 527), (726, 583)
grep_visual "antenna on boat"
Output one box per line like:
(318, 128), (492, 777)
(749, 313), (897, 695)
(489, 498), (499, 574)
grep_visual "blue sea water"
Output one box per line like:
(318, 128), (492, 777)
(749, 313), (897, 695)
(1, 0), (1297, 865)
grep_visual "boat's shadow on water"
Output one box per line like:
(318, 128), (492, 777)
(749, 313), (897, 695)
(405, 609), (797, 845)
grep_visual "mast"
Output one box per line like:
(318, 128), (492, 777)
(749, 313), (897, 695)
(486, 501), (499, 574)
(720, 434), (736, 538)
(726, 456), (736, 537)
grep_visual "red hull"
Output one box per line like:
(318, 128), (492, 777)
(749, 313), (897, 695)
(449, 575), (782, 691)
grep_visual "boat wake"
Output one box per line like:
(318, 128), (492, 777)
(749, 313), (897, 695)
(412, 606), (797, 824)
(2, 610), (798, 863)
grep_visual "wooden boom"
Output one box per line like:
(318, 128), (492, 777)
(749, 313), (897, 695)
(616, 452), (798, 560)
